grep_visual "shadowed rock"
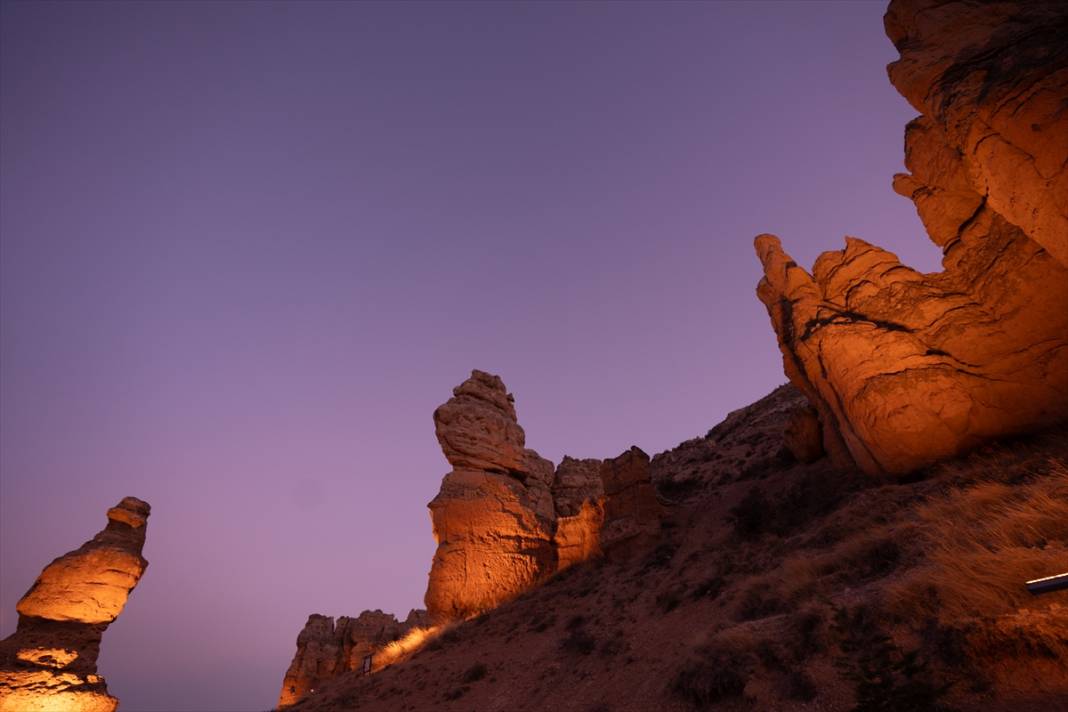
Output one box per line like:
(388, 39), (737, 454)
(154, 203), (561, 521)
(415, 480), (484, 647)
(754, 0), (1068, 475)
(0, 497), (151, 712)
(278, 609), (428, 709)
(551, 457), (605, 571)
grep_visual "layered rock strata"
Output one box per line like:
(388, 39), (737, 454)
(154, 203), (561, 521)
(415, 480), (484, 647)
(755, 0), (1068, 476)
(278, 609), (428, 708)
(0, 497), (151, 712)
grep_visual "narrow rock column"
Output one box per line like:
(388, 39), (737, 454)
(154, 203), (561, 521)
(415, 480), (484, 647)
(0, 496), (151, 712)
(424, 370), (556, 621)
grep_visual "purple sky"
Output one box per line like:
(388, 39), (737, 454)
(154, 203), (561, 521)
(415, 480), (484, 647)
(0, 2), (936, 710)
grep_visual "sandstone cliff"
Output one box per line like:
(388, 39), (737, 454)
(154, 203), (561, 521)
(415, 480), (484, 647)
(755, 0), (1068, 476)
(0, 497), (151, 712)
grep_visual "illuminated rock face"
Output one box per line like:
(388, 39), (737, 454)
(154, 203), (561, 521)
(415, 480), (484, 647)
(426, 370), (557, 621)
(426, 372), (663, 620)
(278, 609), (428, 708)
(755, 0), (1068, 476)
(0, 497), (151, 712)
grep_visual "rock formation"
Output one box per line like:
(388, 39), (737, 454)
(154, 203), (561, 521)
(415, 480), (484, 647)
(0, 497), (151, 712)
(426, 370), (663, 620)
(551, 457), (605, 571)
(280, 370), (665, 707)
(425, 370), (557, 621)
(278, 609), (428, 708)
(755, 0), (1068, 476)
(599, 447), (661, 550)
(651, 384), (806, 498)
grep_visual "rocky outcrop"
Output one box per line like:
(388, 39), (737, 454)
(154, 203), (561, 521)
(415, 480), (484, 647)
(280, 371), (666, 707)
(278, 609), (428, 708)
(784, 405), (824, 464)
(551, 457), (605, 571)
(0, 497), (151, 712)
(754, 0), (1068, 476)
(651, 384), (806, 498)
(599, 447), (661, 550)
(425, 370), (557, 621)
(427, 371), (664, 620)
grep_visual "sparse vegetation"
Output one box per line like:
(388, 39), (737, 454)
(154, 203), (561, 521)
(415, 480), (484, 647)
(672, 644), (748, 708)
(560, 615), (597, 655)
(461, 663), (487, 683)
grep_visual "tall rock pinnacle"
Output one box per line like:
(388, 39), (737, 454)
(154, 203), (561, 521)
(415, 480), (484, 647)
(0, 497), (151, 712)
(425, 370), (557, 621)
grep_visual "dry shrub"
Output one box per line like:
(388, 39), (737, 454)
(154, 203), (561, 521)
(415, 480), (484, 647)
(730, 555), (819, 623)
(816, 527), (909, 584)
(887, 462), (1068, 623)
(671, 642), (748, 708)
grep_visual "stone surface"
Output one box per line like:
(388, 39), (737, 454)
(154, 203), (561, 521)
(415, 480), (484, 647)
(599, 447), (662, 549)
(0, 497), (151, 712)
(425, 370), (557, 621)
(551, 457), (605, 571)
(650, 384), (804, 498)
(754, 0), (1068, 476)
(278, 609), (427, 708)
(784, 404), (824, 464)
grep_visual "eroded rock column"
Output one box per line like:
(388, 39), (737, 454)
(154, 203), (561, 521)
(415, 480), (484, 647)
(425, 370), (556, 621)
(0, 497), (151, 712)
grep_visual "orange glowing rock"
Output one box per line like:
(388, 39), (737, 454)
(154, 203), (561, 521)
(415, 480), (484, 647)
(425, 372), (664, 621)
(754, 0), (1068, 475)
(425, 371), (558, 621)
(0, 497), (150, 712)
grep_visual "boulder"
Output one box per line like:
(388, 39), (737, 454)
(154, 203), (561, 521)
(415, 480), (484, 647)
(784, 405), (823, 464)
(0, 497), (151, 712)
(754, 0), (1068, 475)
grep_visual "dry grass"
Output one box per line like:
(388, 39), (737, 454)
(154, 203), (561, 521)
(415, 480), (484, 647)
(374, 624), (447, 669)
(887, 460), (1068, 622)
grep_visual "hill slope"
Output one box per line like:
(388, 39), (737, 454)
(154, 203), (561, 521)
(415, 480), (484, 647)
(286, 385), (1068, 712)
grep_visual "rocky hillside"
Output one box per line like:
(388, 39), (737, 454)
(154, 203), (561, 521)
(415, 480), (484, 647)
(285, 386), (1068, 711)
(277, 0), (1068, 709)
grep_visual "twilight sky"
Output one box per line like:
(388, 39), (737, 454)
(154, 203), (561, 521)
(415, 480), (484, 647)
(0, 1), (937, 710)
